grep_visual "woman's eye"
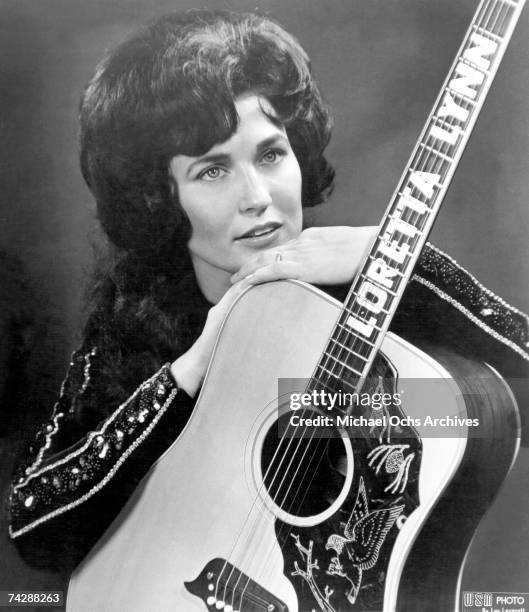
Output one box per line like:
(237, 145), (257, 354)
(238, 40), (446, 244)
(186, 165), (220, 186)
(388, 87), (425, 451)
(198, 166), (225, 181)
(261, 148), (285, 164)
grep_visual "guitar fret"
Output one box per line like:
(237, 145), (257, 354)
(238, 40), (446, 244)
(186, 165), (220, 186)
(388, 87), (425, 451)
(346, 303), (392, 318)
(311, 375), (363, 397)
(327, 346), (369, 363)
(395, 192), (433, 225)
(332, 329), (376, 355)
(381, 222), (426, 244)
(377, 224), (422, 250)
(430, 116), (470, 138)
(323, 351), (367, 370)
(317, 364), (364, 379)
(471, 25), (503, 43)
(369, 232), (420, 256)
(386, 214), (424, 234)
(337, 321), (382, 340)
(376, 234), (424, 265)
(315, 365), (339, 380)
(458, 55), (491, 76)
(418, 142), (455, 163)
(331, 343), (371, 363)
(366, 255), (408, 279)
(340, 333), (376, 349)
(329, 338), (371, 360)
(339, 318), (385, 335)
(431, 114), (469, 128)
(307, 377), (335, 394)
(444, 86), (478, 106)
(351, 278), (399, 298)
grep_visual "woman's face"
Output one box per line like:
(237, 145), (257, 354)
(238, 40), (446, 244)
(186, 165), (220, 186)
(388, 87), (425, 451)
(170, 94), (303, 292)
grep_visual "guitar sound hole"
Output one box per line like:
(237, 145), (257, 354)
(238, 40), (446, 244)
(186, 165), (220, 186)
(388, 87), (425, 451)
(260, 412), (348, 517)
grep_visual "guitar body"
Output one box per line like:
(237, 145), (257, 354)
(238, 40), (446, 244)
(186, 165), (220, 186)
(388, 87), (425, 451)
(67, 281), (519, 612)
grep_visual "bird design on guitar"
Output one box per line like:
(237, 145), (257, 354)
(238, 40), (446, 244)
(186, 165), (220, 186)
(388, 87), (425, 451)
(325, 477), (404, 604)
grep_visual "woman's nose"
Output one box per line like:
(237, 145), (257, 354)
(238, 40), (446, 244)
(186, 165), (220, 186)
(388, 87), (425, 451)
(238, 168), (272, 214)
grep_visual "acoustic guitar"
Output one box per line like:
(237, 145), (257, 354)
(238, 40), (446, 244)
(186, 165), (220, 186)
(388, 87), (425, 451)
(67, 1), (525, 610)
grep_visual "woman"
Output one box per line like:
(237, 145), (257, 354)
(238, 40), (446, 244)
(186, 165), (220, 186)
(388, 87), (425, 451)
(7, 6), (528, 590)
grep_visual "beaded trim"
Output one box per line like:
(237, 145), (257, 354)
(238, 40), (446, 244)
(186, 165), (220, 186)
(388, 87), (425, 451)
(21, 353), (74, 480)
(14, 365), (168, 491)
(426, 242), (529, 323)
(80, 347), (98, 394)
(23, 413), (65, 484)
(9, 386), (177, 539)
(413, 274), (529, 362)
(23, 347), (98, 480)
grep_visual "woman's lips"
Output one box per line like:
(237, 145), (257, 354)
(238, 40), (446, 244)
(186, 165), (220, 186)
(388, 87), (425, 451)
(235, 223), (282, 247)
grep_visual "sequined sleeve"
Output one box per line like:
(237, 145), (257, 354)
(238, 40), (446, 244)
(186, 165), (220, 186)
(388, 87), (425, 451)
(7, 347), (194, 570)
(409, 243), (529, 363)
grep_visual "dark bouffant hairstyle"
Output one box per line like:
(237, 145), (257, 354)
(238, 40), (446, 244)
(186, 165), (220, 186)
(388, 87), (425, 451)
(78, 10), (335, 403)
(80, 9), (334, 256)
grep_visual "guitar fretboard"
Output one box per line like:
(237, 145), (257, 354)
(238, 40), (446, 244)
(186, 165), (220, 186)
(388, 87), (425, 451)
(309, 0), (526, 410)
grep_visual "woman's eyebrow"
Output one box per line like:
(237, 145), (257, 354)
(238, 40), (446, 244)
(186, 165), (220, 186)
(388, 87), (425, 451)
(256, 134), (289, 152)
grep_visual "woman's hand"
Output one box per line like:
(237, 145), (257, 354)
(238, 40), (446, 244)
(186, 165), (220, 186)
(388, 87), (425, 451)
(170, 277), (253, 397)
(230, 226), (377, 287)
(172, 226), (377, 397)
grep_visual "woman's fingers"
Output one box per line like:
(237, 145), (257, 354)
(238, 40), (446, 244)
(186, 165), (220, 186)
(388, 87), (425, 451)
(230, 249), (291, 283)
(245, 260), (300, 285)
(231, 226), (379, 287)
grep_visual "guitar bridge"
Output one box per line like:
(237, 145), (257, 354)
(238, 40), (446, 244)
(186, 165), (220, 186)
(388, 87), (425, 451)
(184, 558), (288, 612)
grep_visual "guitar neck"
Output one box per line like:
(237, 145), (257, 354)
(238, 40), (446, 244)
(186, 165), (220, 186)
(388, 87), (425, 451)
(310, 0), (526, 401)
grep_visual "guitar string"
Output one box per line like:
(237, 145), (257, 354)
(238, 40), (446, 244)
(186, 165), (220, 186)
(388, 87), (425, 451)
(215, 383), (365, 607)
(243, 2), (512, 607)
(322, 0), (498, 369)
(279, 0), (509, 533)
(308, 0), (505, 403)
(219, 380), (379, 608)
(212, 1), (511, 608)
(217, 2), (506, 608)
(256, 0), (500, 532)
(237, 2), (511, 608)
(247, 1), (512, 605)
(323, 0), (503, 377)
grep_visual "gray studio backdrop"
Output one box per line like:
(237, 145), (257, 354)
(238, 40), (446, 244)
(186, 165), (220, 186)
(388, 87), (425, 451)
(1, 0), (528, 602)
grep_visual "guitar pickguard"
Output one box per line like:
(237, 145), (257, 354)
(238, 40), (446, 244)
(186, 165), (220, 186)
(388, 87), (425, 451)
(277, 353), (422, 611)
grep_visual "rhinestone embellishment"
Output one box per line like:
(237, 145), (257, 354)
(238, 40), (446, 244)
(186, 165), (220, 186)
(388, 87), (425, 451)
(24, 495), (35, 508)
